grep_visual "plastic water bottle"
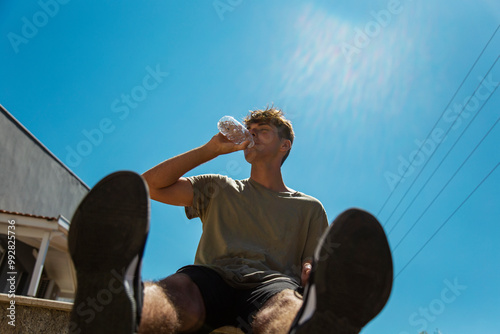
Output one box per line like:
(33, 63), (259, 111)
(217, 116), (255, 148)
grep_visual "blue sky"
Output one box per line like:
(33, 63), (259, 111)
(1, 1), (499, 333)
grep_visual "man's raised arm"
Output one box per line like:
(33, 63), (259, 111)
(142, 133), (250, 207)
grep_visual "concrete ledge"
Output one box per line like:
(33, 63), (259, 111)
(0, 294), (71, 334)
(0, 294), (72, 311)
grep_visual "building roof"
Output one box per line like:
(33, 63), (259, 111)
(0, 209), (58, 221)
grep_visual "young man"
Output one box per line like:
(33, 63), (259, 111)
(68, 107), (393, 334)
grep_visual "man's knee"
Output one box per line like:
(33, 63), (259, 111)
(253, 289), (302, 332)
(140, 282), (179, 333)
(158, 273), (206, 330)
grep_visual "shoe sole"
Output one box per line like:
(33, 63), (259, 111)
(290, 208), (393, 333)
(68, 171), (150, 334)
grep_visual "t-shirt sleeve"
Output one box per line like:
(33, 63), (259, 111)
(301, 203), (328, 264)
(184, 174), (227, 220)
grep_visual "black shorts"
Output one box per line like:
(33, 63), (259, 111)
(176, 265), (301, 334)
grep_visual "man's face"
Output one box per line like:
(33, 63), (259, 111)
(244, 122), (287, 164)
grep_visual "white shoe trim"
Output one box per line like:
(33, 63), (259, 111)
(298, 283), (317, 326)
(125, 255), (139, 293)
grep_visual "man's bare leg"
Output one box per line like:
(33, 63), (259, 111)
(138, 283), (179, 333)
(252, 289), (303, 334)
(138, 274), (206, 333)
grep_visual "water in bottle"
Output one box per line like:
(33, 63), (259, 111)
(217, 116), (255, 148)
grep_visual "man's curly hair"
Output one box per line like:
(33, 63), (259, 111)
(244, 105), (294, 166)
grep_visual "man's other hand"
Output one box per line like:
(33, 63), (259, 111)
(301, 261), (313, 287)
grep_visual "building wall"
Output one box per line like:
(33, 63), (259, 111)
(0, 105), (89, 219)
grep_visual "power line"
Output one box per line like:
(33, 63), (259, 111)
(391, 89), (500, 252)
(394, 161), (500, 280)
(386, 56), (500, 235)
(377, 24), (500, 218)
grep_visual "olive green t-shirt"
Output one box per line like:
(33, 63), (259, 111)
(185, 174), (328, 288)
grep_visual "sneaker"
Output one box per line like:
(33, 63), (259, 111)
(289, 208), (393, 334)
(68, 171), (150, 334)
